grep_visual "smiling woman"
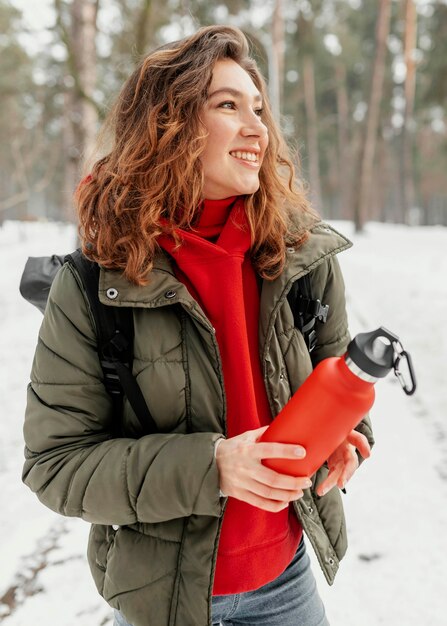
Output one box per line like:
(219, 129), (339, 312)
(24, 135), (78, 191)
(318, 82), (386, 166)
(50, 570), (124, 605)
(23, 24), (373, 626)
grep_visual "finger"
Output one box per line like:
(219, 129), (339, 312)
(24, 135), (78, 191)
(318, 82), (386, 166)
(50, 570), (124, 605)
(347, 430), (371, 459)
(238, 491), (291, 513)
(234, 425), (270, 444)
(252, 465), (312, 491)
(253, 425), (270, 440)
(244, 492), (290, 513)
(338, 452), (359, 488)
(317, 464), (343, 497)
(254, 499), (291, 513)
(253, 441), (307, 461)
(247, 478), (305, 502)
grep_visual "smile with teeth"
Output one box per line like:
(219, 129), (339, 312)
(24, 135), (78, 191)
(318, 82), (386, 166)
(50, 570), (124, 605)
(229, 151), (259, 163)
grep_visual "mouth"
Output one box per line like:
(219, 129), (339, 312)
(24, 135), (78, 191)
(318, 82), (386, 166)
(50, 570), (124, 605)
(229, 150), (260, 166)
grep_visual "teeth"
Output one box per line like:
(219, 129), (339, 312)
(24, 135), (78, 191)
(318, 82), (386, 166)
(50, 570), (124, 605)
(230, 151), (259, 162)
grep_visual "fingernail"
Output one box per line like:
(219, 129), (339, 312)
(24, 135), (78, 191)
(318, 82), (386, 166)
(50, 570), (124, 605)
(294, 447), (306, 458)
(304, 479), (312, 488)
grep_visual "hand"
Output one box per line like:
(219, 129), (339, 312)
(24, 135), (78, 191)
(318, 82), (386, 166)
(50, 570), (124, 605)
(316, 429), (371, 497)
(215, 425), (311, 512)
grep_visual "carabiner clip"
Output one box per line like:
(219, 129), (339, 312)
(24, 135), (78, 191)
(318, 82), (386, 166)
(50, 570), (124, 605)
(393, 346), (417, 396)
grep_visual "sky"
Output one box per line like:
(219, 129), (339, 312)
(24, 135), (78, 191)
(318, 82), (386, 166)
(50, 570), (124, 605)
(10, 0), (55, 55)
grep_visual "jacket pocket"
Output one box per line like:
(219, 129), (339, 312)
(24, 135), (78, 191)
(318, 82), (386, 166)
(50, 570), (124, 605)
(102, 526), (179, 601)
(87, 524), (115, 595)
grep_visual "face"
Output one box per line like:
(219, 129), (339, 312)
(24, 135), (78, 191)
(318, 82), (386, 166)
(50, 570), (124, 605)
(200, 59), (269, 200)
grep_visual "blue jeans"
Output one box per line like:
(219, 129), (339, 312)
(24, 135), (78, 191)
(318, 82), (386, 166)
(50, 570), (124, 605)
(114, 538), (329, 626)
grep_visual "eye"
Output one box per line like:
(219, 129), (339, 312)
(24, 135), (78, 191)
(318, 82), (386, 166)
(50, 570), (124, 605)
(254, 108), (264, 117)
(219, 100), (236, 110)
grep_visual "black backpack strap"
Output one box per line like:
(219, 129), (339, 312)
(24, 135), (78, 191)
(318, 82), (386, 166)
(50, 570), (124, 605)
(287, 272), (329, 353)
(65, 249), (158, 434)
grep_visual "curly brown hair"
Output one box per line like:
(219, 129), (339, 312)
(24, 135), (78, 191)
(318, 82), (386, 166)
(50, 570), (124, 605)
(75, 25), (318, 285)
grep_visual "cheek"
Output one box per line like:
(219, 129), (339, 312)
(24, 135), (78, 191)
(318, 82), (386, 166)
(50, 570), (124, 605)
(206, 117), (235, 146)
(261, 131), (269, 151)
(202, 135), (229, 166)
(201, 143), (223, 169)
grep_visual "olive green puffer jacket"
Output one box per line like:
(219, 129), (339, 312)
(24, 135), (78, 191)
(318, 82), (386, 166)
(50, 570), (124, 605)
(23, 222), (374, 626)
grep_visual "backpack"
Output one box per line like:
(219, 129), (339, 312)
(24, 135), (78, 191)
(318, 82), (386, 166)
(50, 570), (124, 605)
(19, 250), (329, 432)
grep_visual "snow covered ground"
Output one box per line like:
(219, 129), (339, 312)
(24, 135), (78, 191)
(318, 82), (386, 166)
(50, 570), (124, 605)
(0, 219), (446, 625)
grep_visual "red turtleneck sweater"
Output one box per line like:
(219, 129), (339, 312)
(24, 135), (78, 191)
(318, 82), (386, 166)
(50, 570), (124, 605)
(158, 197), (302, 595)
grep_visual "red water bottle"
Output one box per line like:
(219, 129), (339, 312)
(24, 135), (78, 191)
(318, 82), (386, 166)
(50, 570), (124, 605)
(260, 327), (416, 477)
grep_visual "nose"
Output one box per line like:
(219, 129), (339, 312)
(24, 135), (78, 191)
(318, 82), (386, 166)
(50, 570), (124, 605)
(241, 111), (268, 139)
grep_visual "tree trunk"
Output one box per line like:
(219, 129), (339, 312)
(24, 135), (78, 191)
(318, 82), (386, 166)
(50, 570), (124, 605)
(271, 0), (285, 120)
(373, 130), (389, 221)
(302, 54), (322, 212)
(80, 0), (99, 161)
(399, 0), (418, 224)
(70, 0), (98, 166)
(55, 0), (99, 220)
(353, 0), (392, 232)
(134, 0), (153, 60)
(335, 60), (352, 220)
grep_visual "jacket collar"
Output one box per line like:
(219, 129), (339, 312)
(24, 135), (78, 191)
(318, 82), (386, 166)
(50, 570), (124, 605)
(98, 221), (351, 312)
(278, 221), (351, 285)
(259, 222), (352, 317)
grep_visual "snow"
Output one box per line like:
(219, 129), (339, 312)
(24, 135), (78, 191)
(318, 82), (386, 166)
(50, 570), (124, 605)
(0, 219), (446, 625)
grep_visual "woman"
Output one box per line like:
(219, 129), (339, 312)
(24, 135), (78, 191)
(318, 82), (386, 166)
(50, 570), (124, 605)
(23, 25), (373, 626)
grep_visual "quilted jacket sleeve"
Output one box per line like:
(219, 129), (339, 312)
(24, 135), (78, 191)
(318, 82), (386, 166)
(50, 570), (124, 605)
(22, 264), (224, 526)
(309, 254), (375, 452)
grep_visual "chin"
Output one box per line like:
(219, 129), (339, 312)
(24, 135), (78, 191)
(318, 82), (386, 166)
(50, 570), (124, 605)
(235, 181), (261, 196)
(242, 185), (260, 196)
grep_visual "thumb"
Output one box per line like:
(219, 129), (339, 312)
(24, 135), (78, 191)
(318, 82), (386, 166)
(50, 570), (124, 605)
(251, 425), (269, 441)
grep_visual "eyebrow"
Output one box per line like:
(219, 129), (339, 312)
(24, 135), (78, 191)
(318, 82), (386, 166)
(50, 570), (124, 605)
(208, 87), (263, 102)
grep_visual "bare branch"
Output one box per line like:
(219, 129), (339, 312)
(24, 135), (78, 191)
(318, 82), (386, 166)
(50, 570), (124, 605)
(53, 0), (103, 117)
(1, 127), (62, 214)
(0, 145), (61, 214)
(0, 191), (30, 213)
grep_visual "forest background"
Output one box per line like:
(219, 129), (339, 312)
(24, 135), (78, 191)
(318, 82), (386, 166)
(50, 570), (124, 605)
(1, 0), (446, 232)
(1, 4), (447, 624)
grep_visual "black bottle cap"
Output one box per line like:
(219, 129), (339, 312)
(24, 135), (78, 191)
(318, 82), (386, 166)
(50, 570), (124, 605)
(347, 327), (399, 378)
